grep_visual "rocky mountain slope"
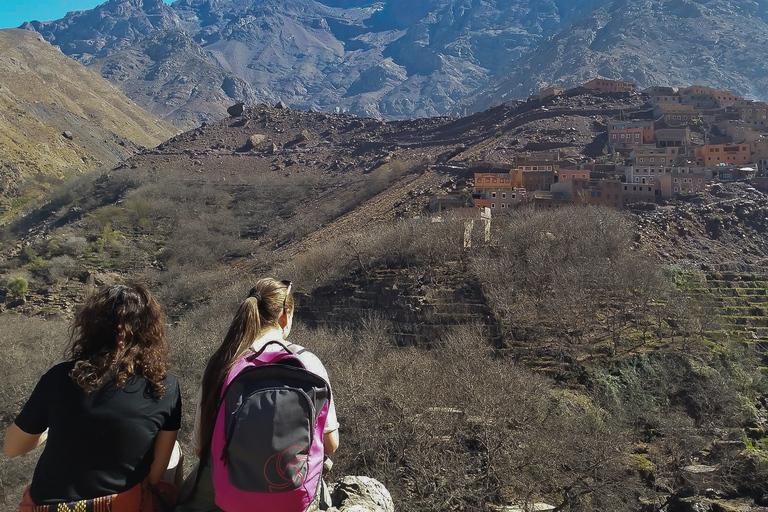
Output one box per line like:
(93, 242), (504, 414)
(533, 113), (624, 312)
(0, 29), (178, 204)
(20, 0), (768, 126)
(471, 0), (768, 112)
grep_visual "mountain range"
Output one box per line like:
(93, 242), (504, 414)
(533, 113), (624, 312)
(19, 0), (768, 127)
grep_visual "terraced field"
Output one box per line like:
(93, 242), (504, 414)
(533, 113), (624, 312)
(684, 271), (768, 364)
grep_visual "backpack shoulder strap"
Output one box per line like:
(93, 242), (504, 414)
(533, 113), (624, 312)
(249, 339), (294, 359)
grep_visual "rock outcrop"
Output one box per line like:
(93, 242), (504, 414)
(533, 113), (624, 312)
(328, 477), (393, 512)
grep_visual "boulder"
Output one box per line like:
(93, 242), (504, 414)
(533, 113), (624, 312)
(328, 476), (393, 512)
(242, 134), (267, 151)
(275, 100), (288, 109)
(62, 130), (74, 140)
(227, 103), (245, 117)
(295, 130), (312, 143)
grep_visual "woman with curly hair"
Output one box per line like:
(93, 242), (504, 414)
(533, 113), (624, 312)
(3, 284), (182, 511)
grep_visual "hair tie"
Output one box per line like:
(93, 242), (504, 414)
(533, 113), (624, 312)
(249, 292), (261, 302)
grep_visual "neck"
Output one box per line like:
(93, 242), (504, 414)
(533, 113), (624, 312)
(252, 327), (285, 347)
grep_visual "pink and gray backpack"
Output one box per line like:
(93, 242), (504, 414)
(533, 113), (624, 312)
(209, 340), (331, 512)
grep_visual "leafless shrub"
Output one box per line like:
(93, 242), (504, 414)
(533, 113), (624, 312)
(0, 314), (68, 507)
(61, 235), (88, 256)
(278, 241), (354, 288)
(292, 321), (639, 512)
(44, 255), (80, 284)
(472, 206), (671, 356)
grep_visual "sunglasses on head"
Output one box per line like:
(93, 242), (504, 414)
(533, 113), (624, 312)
(281, 280), (292, 311)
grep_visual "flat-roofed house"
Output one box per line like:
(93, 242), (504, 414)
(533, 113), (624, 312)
(582, 78), (637, 93)
(608, 120), (655, 149)
(694, 144), (751, 166)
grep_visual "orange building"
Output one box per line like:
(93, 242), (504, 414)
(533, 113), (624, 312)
(510, 168), (555, 191)
(608, 120), (655, 148)
(582, 78), (637, 93)
(557, 169), (590, 182)
(474, 172), (513, 194)
(679, 86), (741, 108)
(694, 144), (751, 166)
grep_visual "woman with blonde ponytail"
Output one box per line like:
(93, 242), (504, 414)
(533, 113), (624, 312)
(178, 278), (339, 512)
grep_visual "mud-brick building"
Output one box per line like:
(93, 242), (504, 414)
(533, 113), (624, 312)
(473, 172), (513, 194)
(643, 86), (679, 106)
(510, 167), (555, 191)
(557, 168), (591, 183)
(694, 144), (751, 166)
(540, 86), (565, 100)
(655, 104), (700, 126)
(549, 178), (623, 209)
(622, 182), (657, 205)
(737, 101), (768, 128)
(655, 128), (692, 154)
(608, 120), (655, 149)
(679, 86), (720, 109)
(473, 188), (526, 213)
(582, 78), (637, 93)
(527, 192), (572, 209)
(657, 173), (708, 198)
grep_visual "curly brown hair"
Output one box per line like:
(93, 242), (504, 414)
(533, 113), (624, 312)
(68, 284), (169, 398)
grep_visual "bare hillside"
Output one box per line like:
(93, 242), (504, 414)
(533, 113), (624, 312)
(0, 29), (179, 205)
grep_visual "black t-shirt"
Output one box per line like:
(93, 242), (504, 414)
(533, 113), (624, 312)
(14, 361), (182, 504)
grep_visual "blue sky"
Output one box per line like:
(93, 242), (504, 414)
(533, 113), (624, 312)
(0, 0), (170, 29)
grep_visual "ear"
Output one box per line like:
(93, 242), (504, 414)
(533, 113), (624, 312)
(278, 310), (288, 328)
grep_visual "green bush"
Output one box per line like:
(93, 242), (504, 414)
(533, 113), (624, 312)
(18, 246), (43, 268)
(7, 277), (28, 297)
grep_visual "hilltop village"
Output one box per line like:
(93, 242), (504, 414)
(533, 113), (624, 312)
(458, 78), (768, 214)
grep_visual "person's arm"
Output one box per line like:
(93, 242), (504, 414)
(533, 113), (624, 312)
(192, 384), (203, 458)
(324, 429), (339, 456)
(4, 423), (47, 458)
(148, 430), (179, 486)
